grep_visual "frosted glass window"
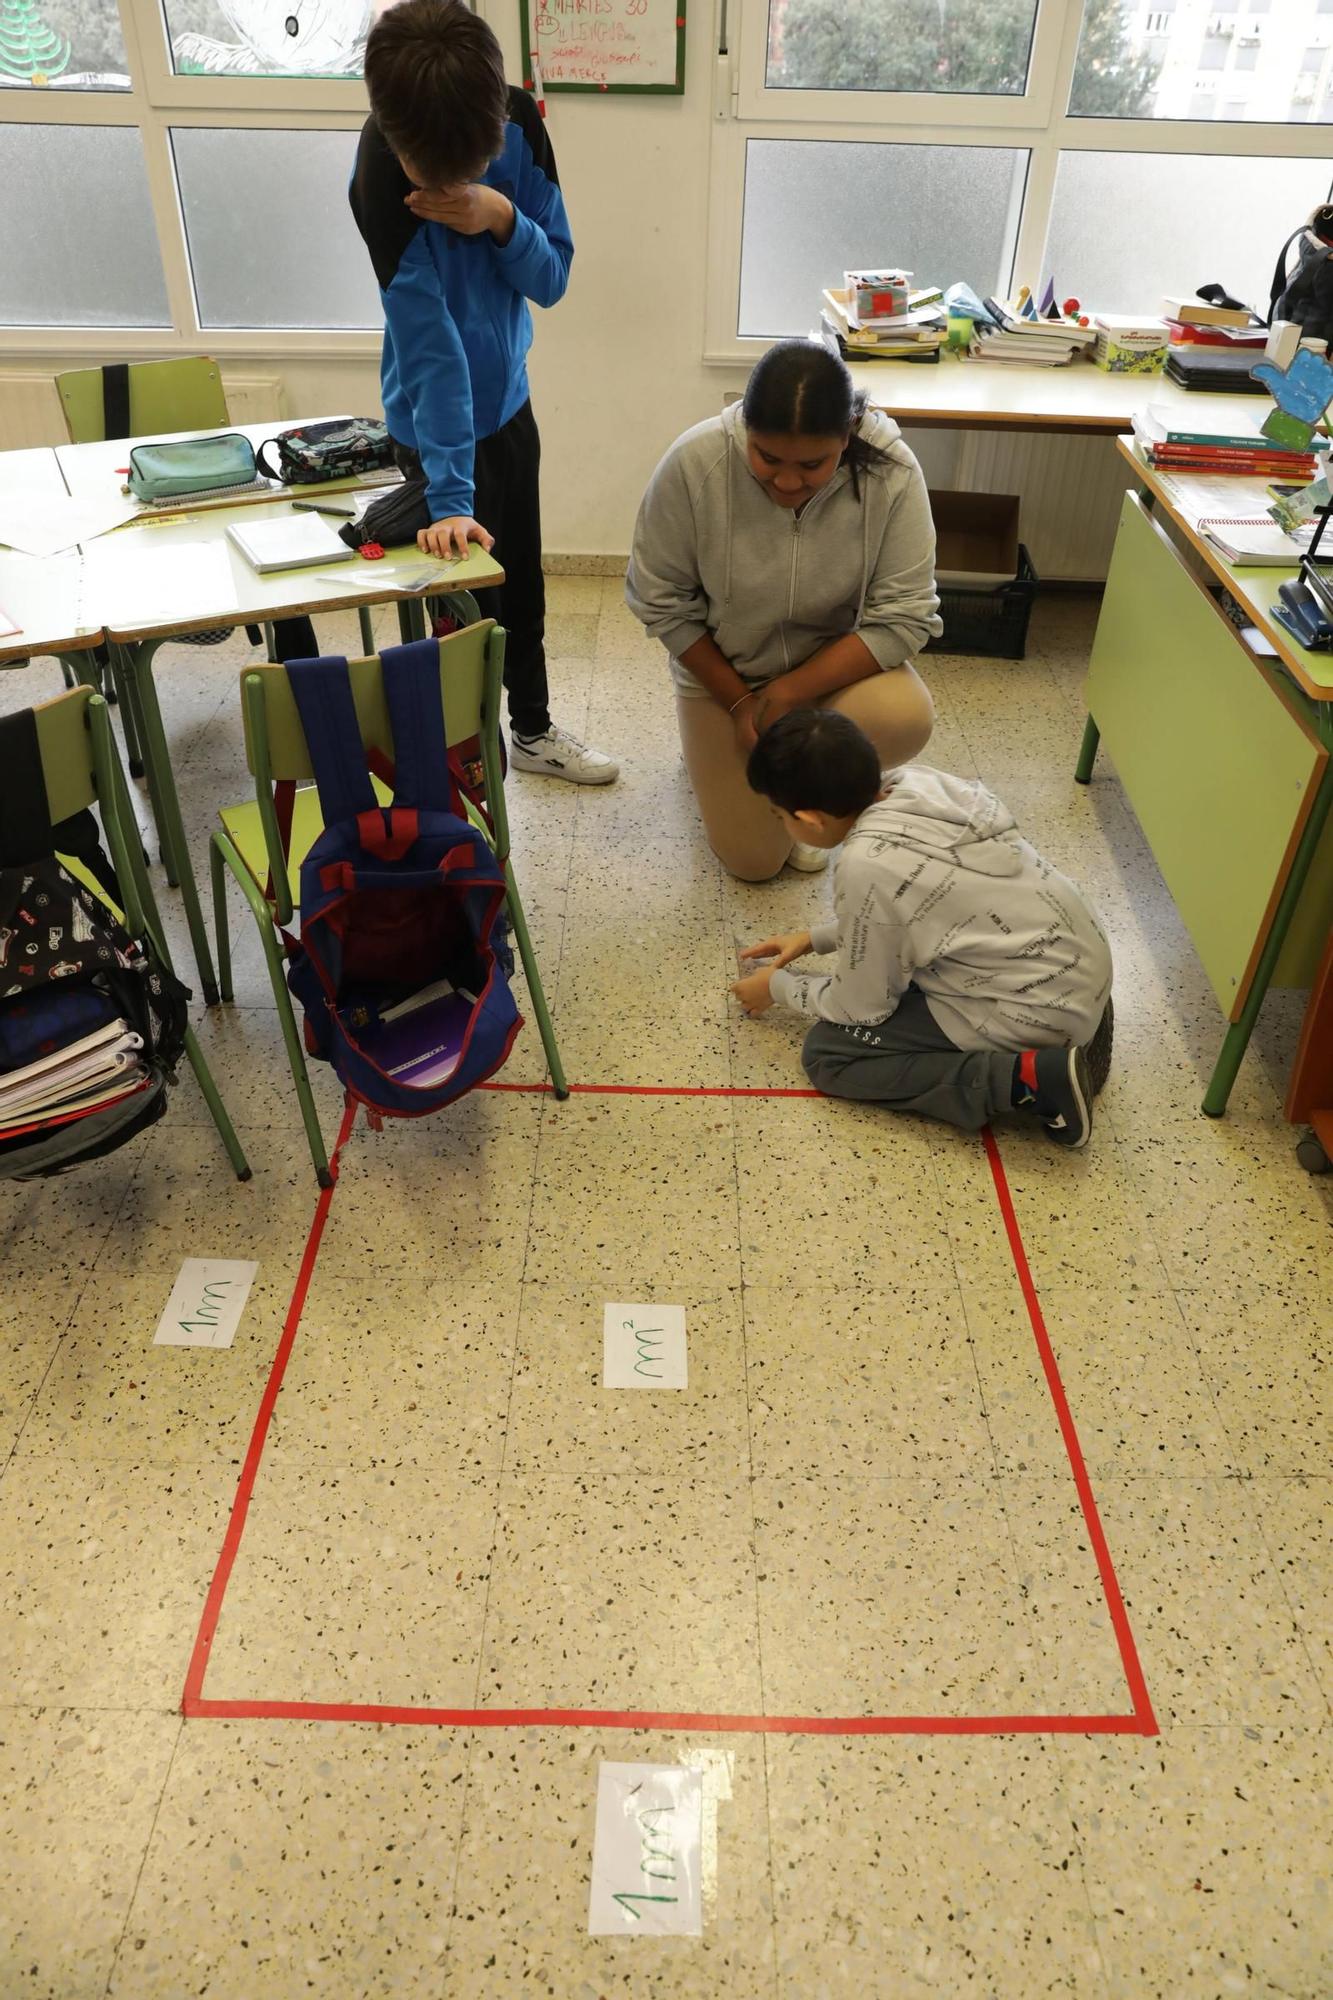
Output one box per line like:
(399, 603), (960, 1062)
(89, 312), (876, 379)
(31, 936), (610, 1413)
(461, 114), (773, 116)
(766, 0), (1039, 95)
(0, 125), (169, 326)
(1044, 152), (1333, 320)
(1072, 0), (1333, 120)
(172, 127), (384, 330)
(0, 0), (129, 91)
(164, 0), (370, 77)
(739, 140), (1027, 338)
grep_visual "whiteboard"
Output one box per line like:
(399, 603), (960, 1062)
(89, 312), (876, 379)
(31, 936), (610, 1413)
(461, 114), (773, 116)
(522, 0), (686, 94)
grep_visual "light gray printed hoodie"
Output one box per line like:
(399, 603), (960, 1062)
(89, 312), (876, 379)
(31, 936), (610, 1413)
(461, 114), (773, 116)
(625, 402), (943, 693)
(771, 765), (1112, 1052)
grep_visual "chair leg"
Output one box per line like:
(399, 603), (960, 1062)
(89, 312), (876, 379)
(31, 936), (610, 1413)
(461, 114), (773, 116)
(209, 836), (235, 1004)
(357, 605), (375, 656)
(503, 863), (568, 1099)
(60, 658), (78, 691)
(108, 653), (145, 778)
(181, 1026), (252, 1180)
(213, 830), (331, 1184)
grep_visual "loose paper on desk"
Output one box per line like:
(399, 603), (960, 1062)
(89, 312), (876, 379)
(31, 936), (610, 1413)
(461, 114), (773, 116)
(153, 1258), (258, 1349)
(0, 492), (140, 559)
(587, 1763), (704, 1937)
(603, 1302), (687, 1389)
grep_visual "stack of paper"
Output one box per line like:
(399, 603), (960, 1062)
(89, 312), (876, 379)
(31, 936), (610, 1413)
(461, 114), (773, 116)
(971, 297), (1097, 368)
(0, 1018), (146, 1131)
(819, 288), (946, 364)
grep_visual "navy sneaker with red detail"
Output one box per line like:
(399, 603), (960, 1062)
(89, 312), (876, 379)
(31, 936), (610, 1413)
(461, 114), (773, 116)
(1011, 1045), (1094, 1149)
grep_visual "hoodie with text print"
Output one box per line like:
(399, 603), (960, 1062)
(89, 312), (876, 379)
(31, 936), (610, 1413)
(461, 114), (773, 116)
(771, 766), (1111, 1052)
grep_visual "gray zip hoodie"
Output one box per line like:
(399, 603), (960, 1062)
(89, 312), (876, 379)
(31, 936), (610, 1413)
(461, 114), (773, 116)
(625, 402), (942, 694)
(771, 766), (1112, 1052)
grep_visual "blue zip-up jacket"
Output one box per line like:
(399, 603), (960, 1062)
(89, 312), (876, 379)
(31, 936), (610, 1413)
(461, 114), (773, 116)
(349, 89), (572, 521)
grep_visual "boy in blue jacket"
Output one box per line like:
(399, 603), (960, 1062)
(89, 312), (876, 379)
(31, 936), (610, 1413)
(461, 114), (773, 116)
(350, 0), (617, 784)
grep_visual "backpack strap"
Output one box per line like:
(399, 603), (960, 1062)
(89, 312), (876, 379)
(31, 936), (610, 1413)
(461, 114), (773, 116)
(284, 656), (378, 824)
(101, 362), (131, 442)
(0, 709), (54, 866)
(1269, 227), (1308, 323)
(379, 638), (460, 812)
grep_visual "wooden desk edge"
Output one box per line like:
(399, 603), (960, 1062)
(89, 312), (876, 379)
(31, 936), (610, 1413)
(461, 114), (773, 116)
(1115, 438), (1333, 706)
(101, 563), (506, 646)
(0, 630), (104, 667)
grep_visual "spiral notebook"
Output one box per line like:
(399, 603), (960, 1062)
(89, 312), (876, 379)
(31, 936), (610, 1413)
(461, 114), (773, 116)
(1198, 516), (1310, 567)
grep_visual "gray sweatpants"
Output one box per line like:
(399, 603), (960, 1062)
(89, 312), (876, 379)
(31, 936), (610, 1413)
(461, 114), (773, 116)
(802, 987), (1016, 1133)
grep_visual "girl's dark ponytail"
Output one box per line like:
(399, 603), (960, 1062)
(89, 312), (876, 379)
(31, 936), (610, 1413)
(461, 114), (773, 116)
(741, 339), (890, 502)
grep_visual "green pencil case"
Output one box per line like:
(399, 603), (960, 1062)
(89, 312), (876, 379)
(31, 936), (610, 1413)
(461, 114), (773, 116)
(127, 432), (258, 502)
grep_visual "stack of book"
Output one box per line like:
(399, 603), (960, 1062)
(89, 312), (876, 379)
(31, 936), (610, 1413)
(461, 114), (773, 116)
(971, 297), (1097, 367)
(1131, 404), (1319, 479)
(0, 1017), (148, 1135)
(1161, 296), (1268, 391)
(818, 287), (946, 364)
(1092, 314), (1168, 375)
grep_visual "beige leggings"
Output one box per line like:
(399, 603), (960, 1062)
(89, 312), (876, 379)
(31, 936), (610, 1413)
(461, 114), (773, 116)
(675, 666), (935, 881)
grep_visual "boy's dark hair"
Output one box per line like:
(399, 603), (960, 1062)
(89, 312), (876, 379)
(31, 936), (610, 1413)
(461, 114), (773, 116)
(742, 338), (890, 499)
(746, 708), (882, 819)
(365, 0), (508, 187)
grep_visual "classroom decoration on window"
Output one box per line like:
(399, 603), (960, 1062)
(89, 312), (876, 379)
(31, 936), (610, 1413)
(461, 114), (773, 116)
(521, 0), (685, 96)
(0, 0), (70, 85)
(0, 0), (129, 90)
(164, 0), (371, 78)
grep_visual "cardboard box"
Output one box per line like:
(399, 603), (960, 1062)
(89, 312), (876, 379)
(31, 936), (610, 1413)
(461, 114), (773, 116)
(930, 489), (1021, 587)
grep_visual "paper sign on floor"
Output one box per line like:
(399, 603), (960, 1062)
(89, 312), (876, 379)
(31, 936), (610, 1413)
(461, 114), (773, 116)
(153, 1259), (258, 1349)
(602, 1303), (687, 1389)
(588, 1762), (704, 1936)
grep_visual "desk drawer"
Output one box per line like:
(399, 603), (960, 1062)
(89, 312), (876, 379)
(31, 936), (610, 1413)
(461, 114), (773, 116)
(1087, 490), (1330, 1017)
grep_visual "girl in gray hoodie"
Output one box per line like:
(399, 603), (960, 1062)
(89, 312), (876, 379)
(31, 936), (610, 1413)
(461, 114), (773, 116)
(626, 341), (942, 881)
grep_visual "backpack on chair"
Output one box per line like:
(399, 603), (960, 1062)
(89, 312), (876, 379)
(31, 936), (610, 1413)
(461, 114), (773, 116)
(282, 638), (521, 1121)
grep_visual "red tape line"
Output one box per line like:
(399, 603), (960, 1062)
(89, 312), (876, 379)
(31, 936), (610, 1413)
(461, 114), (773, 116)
(181, 1089), (1155, 1736)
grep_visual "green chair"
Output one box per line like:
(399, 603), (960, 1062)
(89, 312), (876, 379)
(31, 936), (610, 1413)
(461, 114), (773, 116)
(209, 619), (567, 1186)
(56, 357), (230, 444)
(29, 683), (250, 1179)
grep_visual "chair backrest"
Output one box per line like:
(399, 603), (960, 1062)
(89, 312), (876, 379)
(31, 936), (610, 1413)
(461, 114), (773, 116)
(237, 621), (509, 924)
(25, 685), (150, 935)
(56, 358), (230, 445)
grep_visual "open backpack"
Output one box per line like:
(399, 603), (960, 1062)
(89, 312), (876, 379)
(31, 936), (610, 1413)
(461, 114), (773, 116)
(282, 640), (522, 1122)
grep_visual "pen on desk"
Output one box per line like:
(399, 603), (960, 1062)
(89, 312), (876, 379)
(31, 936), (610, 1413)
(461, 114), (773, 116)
(291, 499), (357, 517)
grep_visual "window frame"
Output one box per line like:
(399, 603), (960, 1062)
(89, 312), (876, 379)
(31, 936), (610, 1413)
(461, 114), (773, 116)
(705, 0), (1333, 362)
(0, 0), (381, 357)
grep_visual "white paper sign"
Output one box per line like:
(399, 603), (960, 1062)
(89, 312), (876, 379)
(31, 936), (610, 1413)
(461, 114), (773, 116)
(588, 1762), (704, 1936)
(602, 1303), (687, 1389)
(153, 1259), (258, 1349)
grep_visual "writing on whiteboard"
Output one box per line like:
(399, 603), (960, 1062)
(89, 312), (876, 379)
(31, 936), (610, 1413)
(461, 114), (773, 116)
(532, 0), (682, 90)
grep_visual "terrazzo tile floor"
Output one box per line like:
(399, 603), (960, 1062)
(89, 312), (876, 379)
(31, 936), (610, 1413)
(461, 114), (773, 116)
(1, 580), (1330, 1997)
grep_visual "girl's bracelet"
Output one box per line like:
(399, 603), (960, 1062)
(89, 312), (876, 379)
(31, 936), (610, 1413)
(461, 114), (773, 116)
(728, 689), (755, 714)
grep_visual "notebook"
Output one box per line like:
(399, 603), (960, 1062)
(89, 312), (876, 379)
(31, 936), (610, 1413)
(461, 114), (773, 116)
(1199, 517), (1309, 566)
(355, 977), (477, 1090)
(225, 514), (354, 574)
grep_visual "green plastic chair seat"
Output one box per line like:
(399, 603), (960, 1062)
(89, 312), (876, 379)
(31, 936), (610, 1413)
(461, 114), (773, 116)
(218, 779), (391, 910)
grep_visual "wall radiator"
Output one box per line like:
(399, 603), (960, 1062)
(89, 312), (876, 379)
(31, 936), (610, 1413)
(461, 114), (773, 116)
(0, 370), (286, 449)
(953, 429), (1130, 584)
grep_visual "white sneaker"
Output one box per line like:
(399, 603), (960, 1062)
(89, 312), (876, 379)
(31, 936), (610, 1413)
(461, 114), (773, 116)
(787, 841), (829, 873)
(509, 725), (619, 785)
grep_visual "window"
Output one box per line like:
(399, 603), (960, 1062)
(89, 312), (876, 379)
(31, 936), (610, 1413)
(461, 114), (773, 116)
(0, 0), (379, 346)
(738, 139), (1026, 336)
(766, 0), (1041, 97)
(0, 0), (129, 91)
(0, 124), (169, 326)
(714, 0), (1333, 357)
(1302, 47), (1328, 75)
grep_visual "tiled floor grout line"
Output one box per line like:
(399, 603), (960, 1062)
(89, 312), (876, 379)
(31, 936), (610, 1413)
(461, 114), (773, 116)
(100, 1713), (184, 2000)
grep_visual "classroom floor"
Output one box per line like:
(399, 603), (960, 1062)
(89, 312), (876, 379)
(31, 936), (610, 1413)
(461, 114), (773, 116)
(1, 580), (1330, 1999)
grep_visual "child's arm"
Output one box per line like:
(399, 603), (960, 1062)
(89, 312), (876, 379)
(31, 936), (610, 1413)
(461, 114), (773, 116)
(489, 92), (574, 310)
(383, 236), (479, 527)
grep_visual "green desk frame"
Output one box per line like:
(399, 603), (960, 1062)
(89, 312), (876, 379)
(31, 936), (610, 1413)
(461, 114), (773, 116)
(1076, 489), (1333, 1116)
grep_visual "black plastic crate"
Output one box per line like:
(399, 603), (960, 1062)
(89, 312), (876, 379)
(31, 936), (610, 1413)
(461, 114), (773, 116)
(924, 546), (1038, 661)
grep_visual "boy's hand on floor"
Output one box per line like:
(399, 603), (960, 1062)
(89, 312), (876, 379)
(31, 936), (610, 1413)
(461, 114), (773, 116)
(740, 931), (812, 969)
(731, 967), (776, 1016)
(418, 517), (495, 561)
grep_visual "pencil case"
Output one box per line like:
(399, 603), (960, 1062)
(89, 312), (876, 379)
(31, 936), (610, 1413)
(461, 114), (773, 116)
(126, 433), (258, 502)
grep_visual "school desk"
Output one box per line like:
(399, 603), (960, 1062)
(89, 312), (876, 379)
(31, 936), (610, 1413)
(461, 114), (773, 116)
(1076, 439), (1333, 1119)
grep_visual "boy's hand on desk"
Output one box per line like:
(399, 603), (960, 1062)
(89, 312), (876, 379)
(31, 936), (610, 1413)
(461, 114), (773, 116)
(419, 516), (495, 561)
(406, 183), (515, 243)
(740, 931), (812, 970)
(731, 967), (776, 1016)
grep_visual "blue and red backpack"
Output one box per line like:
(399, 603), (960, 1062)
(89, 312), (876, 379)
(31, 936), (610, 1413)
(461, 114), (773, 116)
(284, 640), (521, 1120)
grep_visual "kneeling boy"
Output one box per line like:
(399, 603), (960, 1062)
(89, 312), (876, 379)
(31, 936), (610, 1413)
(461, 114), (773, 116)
(732, 710), (1112, 1147)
